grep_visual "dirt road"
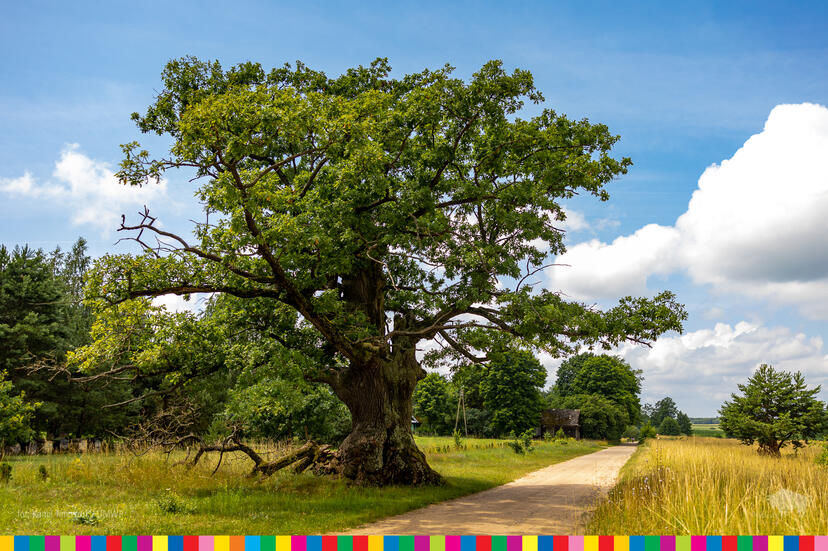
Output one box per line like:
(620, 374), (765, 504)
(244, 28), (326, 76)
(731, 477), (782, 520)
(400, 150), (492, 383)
(345, 444), (636, 535)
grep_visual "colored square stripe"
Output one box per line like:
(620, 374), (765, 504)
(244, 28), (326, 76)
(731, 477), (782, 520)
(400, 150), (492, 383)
(5, 536), (828, 551)
(537, 537), (554, 551)
(584, 537), (598, 551)
(691, 537), (706, 551)
(784, 537), (800, 551)
(293, 537), (308, 551)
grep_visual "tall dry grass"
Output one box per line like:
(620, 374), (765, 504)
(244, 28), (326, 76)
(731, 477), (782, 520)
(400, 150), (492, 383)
(588, 437), (828, 535)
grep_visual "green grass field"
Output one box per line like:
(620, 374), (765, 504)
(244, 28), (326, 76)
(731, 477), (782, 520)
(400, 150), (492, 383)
(587, 437), (828, 534)
(691, 423), (724, 438)
(0, 436), (604, 534)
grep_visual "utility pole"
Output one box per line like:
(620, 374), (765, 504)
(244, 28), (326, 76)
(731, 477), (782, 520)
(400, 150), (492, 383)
(454, 388), (468, 436)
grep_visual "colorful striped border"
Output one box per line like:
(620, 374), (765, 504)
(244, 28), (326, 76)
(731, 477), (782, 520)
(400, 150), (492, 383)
(1, 537), (827, 551)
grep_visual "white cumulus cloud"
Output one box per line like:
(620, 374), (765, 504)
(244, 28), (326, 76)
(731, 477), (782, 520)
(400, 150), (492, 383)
(0, 145), (167, 235)
(545, 103), (828, 318)
(614, 321), (828, 416)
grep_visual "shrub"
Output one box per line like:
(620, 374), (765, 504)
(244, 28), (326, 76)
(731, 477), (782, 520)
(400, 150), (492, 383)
(453, 430), (463, 449)
(507, 431), (525, 454)
(506, 430), (536, 454)
(520, 430), (535, 453)
(658, 417), (681, 436)
(816, 442), (828, 467)
(555, 428), (566, 440)
(155, 488), (191, 514)
(639, 422), (657, 442)
(38, 465), (48, 480)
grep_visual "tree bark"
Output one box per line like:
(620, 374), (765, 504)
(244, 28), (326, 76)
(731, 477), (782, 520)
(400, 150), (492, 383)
(329, 342), (443, 486)
(758, 440), (782, 457)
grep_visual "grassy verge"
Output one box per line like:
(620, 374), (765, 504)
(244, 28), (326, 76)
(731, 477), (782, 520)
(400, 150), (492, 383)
(587, 437), (828, 534)
(0, 436), (603, 534)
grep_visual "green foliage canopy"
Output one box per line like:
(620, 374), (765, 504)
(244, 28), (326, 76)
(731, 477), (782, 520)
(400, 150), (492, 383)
(558, 354), (642, 424)
(481, 350), (546, 436)
(719, 364), (827, 456)
(74, 56), (686, 484)
(0, 371), (38, 443)
(412, 373), (453, 434)
(92, 56), (685, 368)
(657, 416), (681, 436)
(650, 397), (679, 428)
(550, 393), (628, 441)
(676, 411), (692, 435)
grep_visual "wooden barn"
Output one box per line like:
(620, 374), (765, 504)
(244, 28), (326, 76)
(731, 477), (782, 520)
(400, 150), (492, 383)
(540, 408), (581, 439)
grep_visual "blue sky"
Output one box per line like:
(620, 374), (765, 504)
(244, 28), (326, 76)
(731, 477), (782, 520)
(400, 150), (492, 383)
(2, 1), (828, 415)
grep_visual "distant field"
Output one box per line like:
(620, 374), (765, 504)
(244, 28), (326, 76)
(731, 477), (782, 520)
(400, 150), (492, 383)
(588, 437), (828, 534)
(692, 423), (721, 430)
(692, 423), (724, 438)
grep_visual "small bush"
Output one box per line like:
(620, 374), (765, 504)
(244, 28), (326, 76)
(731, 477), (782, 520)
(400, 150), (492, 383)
(506, 431), (523, 454)
(453, 430), (463, 449)
(0, 463), (11, 483)
(38, 465), (48, 481)
(507, 439), (525, 455)
(520, 430), (535, 453)
(155, 488), (191, 514)
(543, 431), (552, 442)
(506, 430), (535, 454)
(555, 428), (566, 440)
(639, 422), (657, 443)
(72, 511), (99, 526)
(815, 442), (828, 467)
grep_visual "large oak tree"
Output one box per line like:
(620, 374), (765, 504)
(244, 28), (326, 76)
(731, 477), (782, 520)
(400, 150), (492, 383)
(83, 57), (685, 485)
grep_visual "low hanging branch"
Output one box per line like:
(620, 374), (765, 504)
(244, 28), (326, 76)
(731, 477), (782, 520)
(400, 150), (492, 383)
(121, 406), (338, 478)
(188, 433), (337, 477)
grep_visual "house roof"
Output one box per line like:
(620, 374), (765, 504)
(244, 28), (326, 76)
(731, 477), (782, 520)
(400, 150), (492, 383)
(541, 408), (580, 427)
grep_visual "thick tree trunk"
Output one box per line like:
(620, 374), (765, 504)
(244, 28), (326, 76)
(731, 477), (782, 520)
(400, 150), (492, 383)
(330, 348), (443, 486)
(758, 440), (782, 457)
